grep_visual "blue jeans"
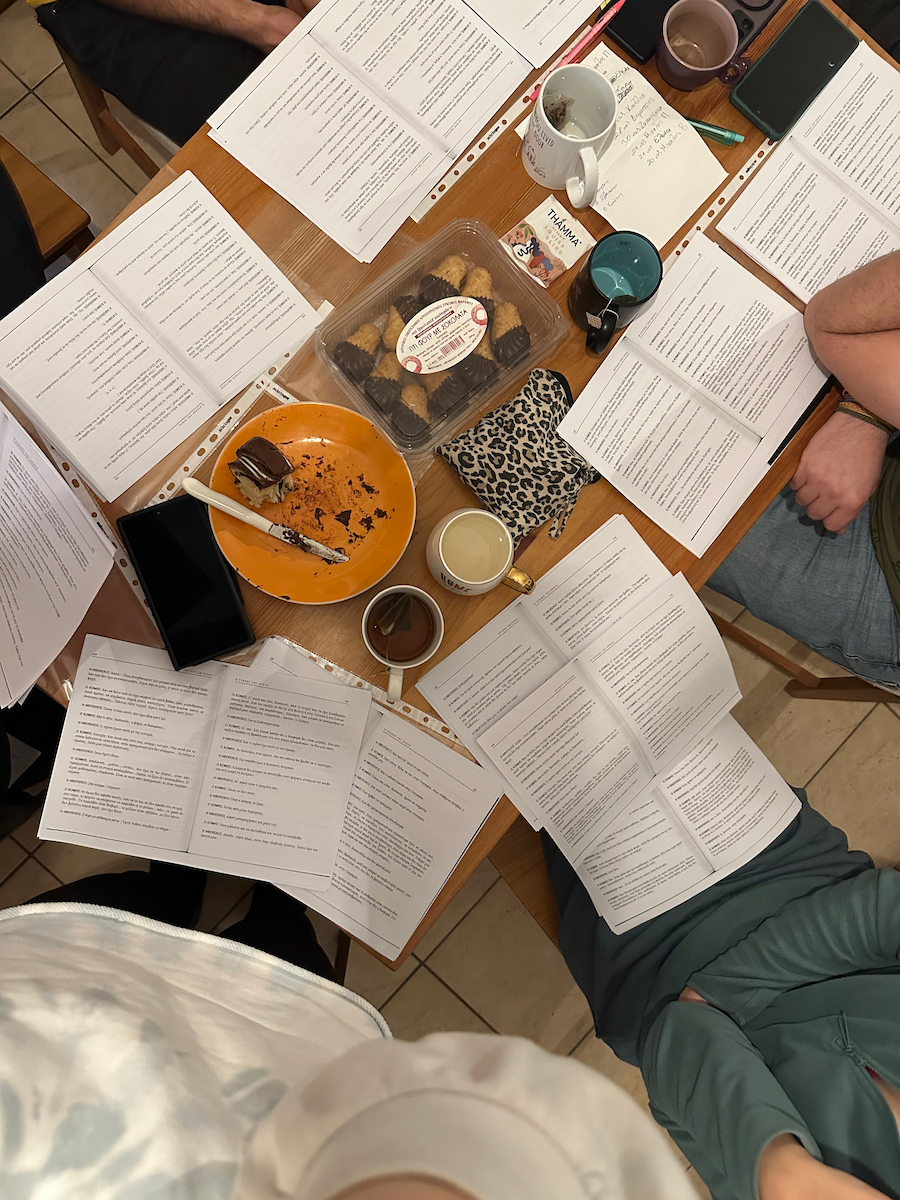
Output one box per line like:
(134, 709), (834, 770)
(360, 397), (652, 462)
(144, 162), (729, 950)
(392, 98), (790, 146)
(709, 486), (900, 689)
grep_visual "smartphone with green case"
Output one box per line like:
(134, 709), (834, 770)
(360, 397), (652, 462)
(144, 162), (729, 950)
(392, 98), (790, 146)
(730, 0), (859, 142)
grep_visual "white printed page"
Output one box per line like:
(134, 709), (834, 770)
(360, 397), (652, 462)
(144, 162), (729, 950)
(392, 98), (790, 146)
(658, 715), (799, 871)
(627, 237), (827, 436)
(719, 142), (900, 303)
(570, 717), (800, 934)
(479, 661), (654, 858)
(90, 173), (321, 397)
(456, 0), (595, 67)
(577, 574), (740, 772)
(0, 407), (113, 706)
(586, 45), (725, 248)
(559, 341), (759, 550)
(208, 32), (451, 262)
(190, 666), (370, 886)
(41, 637), (224, 852)
(719, 45), (900, 303)
(306, 0), (529, 146)
(417, 603), (565, 827)
(525, 513), (671, 657)
(792, 44), (900, 230)
(418, 515), (673, 824)
(574, 788), (710, 933)
(0, 273), (217, 501)
(286, 708), (500, 958)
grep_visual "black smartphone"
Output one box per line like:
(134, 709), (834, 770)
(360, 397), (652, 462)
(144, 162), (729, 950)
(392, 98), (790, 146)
(730, 1), (859, 140)
(117, 495), (255, 671)
(607, 0), (789, 66)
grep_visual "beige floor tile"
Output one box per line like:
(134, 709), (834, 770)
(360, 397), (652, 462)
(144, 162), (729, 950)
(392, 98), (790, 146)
(380, 965), (491, 1038)
(0, 836), (27, 886)
(0, 856), (60, 906)
(806, 706), (900, 866)
(415, 857), (499, 960)
(726, 641), (873, 788)
(10, 807), (43, 851)
(0, 61), (25, 118)
(34, 840), (148, 883)
(35, 66), (154, 192)
(196, 873), (253, 933)
(0, 0), (60, 88)
(686, 1167), (713, 1198)
(699, 585), (743, 622)
(427, 879), (593, 1052)
(343, 941), (418, 1010)
(0, 93), (134, 230)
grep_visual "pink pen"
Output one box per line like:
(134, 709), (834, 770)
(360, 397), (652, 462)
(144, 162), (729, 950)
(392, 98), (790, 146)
(527, 0), (630, 103)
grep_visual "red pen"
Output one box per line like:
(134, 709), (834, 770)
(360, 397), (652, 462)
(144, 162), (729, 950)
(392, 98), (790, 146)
(527, 0), (630, 103)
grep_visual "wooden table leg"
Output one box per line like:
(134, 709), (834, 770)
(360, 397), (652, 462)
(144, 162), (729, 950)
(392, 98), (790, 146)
(784, 676), (900, 702)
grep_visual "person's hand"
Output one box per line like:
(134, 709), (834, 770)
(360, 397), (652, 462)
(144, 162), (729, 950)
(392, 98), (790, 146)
(788, 411), (889, 534)
(758, 1135), (888, 1200)
(285, 0), (319, 13)
(244, 3), (302, 51)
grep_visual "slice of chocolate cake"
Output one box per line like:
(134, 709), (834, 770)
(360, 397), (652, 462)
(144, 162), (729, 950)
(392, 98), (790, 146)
(229, 436), (294, 507)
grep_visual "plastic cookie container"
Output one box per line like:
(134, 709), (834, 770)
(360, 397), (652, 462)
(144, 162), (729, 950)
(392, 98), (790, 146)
(316, 219), (566, 454)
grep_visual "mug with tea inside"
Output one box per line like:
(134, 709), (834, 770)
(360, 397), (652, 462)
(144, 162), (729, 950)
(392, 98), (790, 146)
(427, 509), (534, 596)
(362, 586), (444, 701)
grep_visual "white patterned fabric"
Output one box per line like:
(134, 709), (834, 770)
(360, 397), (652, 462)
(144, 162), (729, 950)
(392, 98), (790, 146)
(0, 903), (694, 1200)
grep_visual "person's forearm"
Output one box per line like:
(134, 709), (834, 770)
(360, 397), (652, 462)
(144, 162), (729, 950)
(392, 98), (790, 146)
(98, 0), (277, 44)
(804, 254), (900, 426)
(805, 251), (900, 338)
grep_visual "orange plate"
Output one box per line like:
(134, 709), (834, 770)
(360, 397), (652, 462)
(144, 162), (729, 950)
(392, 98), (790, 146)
(209, 404), (415, 604)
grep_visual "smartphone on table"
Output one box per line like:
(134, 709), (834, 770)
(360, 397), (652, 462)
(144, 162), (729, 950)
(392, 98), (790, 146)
(117, 494), (255, 671)
(729, 0), (859, 141)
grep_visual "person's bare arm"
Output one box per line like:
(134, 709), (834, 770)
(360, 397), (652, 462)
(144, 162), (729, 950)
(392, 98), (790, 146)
(96, 0), (315, 53)
(804, 251), (900, 428)
(758, 1136), (888, 1200)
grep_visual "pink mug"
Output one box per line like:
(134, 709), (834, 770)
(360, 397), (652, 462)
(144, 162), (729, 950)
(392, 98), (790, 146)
(657, 0), (749, 90)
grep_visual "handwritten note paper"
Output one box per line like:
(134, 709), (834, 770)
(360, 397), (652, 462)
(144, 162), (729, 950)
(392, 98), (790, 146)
(584, 45), (726, 248)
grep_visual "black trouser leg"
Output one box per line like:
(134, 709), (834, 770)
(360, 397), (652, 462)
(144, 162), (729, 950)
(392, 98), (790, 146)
(221, 882), (336, 981)
(0, 161), (44, 319)
(838, 0), (900, 61)
(25, 861), (208, 927)
(36, 0), (281, 146)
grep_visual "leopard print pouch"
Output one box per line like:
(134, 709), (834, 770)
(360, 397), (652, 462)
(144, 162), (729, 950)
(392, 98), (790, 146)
(435, 368), (601, 547)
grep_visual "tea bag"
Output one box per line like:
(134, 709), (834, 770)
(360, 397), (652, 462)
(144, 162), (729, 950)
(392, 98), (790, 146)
(542, 90), (574, 131)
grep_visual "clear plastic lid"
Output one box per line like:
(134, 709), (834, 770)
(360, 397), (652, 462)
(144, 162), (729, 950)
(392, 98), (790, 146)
(316, 219), (566, 454)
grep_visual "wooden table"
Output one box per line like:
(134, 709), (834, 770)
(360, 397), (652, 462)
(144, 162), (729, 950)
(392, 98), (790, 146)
(34, 0), (881, 965)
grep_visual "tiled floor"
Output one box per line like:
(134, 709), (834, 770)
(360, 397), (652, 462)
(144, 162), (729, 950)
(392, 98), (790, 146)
(3, 18), (899, 1197)
(0, 0), (176, 235)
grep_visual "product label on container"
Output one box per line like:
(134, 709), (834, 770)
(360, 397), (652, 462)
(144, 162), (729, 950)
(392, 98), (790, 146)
(501, 200), (593, 288)
(396, 296), (487, 373)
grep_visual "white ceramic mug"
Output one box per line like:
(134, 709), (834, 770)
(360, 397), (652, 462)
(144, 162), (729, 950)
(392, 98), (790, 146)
(362, 585), (444, 701)
(521, 64), (617, 208)
(427, 509), (534, 596)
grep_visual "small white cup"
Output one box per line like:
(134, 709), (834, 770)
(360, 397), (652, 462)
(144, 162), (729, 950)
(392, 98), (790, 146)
(427, 509), (534, 596)
(362, 585), (444, 701)
(521, 64), (617, 208)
